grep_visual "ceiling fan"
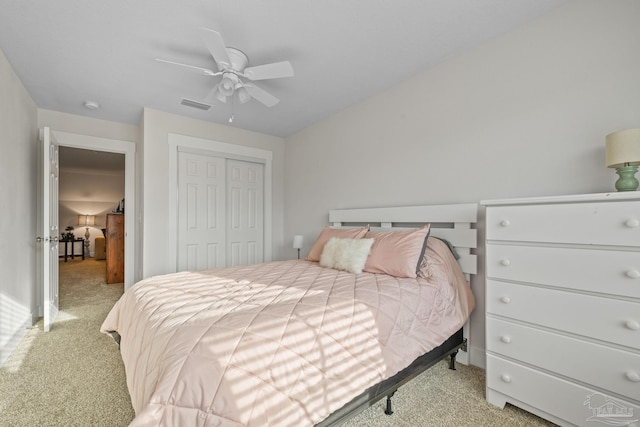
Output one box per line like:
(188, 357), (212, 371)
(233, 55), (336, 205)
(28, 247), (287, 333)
(157, 28), (294, 108)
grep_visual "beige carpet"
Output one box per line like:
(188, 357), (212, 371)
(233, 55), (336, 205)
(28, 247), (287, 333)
(0, 258), (556, 426)
(0, 258), (134, 426)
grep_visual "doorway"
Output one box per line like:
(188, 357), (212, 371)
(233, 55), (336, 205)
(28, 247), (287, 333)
(58, 146), (125, 287)
(38, 128), (136, 330)
(48, 130), (136, 290)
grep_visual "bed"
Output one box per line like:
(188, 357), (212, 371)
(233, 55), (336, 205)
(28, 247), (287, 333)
(101, 203), (477, 426)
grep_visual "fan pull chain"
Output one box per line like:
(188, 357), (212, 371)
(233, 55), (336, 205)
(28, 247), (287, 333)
(228, 91), (235, 123)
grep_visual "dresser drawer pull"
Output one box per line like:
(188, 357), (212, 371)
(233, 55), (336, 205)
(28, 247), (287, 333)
(500, 374), (512, 383)
(500, 296), (511, 304)
(500, 259), (511, 266)
(626, 320), (640, 331)
(626, 371), (640, 382)
(500, 336), (512, 344)
(626, 270), (640, 279)
(626, 219), (640, 228)
(500, 220), (510, 227)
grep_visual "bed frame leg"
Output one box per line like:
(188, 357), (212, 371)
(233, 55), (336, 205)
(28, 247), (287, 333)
(449, 350), (458, 370)
(384, 390), (396, 416)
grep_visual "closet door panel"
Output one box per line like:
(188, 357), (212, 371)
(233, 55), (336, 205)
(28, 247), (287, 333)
(178, 152), (226, 271)
(226, 160), (264, 267)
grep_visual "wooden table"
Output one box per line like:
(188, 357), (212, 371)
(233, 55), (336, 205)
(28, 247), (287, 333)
(60, 238), (85, 261)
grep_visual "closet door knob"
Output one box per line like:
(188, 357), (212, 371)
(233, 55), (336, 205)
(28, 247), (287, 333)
(626, 270), (640, 279)
(626, 320), (640, 331)
(626, 371), (640, 382)
(500, 336), (512, 344)
(500, 374), (512, 383)
(500, 220), (510, 227)
(500, 259), (511, 266)
(500, 297), (511, 304)
(625, 219), (640, 228)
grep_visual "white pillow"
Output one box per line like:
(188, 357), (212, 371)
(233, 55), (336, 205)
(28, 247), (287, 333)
(319, 237), (374, 274)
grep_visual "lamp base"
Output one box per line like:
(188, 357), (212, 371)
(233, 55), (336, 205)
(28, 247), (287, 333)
(84, 227), (91, 253)
(614, 165), (639, 192)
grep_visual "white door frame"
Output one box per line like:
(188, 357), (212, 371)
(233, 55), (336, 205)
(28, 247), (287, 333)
(51, 130), (136, 289)
(168, 133), (273, 273)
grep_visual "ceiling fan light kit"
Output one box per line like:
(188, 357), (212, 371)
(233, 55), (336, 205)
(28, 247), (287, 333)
(218, 73), (238, 97)
(215, 87), (227, 104)
(157, 28), (294, 109)
(236, 86), (251, 104)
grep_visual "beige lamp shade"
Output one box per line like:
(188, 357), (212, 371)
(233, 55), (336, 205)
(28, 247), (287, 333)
(606, 128), (640, 167)
(78, 214), (96, 226)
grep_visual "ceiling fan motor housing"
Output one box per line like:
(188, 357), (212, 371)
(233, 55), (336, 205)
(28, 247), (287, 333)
(225, 47), (249, 71)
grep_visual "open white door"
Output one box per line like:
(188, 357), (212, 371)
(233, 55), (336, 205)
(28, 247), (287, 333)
(39, 127), (59, 332)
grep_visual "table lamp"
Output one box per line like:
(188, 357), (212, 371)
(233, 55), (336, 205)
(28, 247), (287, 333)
(606, 128), (640, 191)
(293, 235), (304, 259)
(78, 214), (96, 252)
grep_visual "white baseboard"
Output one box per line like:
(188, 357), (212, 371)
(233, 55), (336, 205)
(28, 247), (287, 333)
(0, 315), (33, 367)
(456, 348), (470, 365)
(469, 345), (486, 369)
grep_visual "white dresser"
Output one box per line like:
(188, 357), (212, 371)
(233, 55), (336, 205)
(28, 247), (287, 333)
(481, 193), (640, 427)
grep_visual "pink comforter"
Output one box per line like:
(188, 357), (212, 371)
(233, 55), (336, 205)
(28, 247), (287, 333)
(101, 238), (474, 426)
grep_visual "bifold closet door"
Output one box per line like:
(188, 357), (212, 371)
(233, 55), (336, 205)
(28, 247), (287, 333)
(226, 159), (264, 267)
(177, 151), (226, 271)
(177, 152), (265, 271)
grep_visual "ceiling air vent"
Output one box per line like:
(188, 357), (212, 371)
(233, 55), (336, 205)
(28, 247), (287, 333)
(180, 98), (211, 111)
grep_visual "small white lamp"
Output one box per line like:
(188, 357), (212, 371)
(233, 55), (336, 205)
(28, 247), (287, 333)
(606, 129), (640, 191)
(293, 235), (304, 259)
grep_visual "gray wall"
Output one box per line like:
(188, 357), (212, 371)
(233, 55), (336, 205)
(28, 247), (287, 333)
(283, 0), (640, 366)
(0, 47), (38, 363)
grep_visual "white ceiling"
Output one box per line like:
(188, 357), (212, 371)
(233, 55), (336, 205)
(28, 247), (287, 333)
(0, 0), (566, 138)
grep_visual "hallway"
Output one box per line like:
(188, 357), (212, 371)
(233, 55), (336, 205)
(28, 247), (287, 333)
(58, 257), (123, 310)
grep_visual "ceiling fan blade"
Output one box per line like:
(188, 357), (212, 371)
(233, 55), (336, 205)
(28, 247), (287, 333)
(199, 28), (232, 70)
(243, 61), (294, 81)
(244, 83), (279, 107)
(156, 59), (220, 76)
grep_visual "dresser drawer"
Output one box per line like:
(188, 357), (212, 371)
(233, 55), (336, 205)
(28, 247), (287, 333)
(487, 318), (640, 400)
(486, 280), (640, 350)
(486, 244), (640, 299)
(485, 202), (640, 246)
(487, 354), (640, 427)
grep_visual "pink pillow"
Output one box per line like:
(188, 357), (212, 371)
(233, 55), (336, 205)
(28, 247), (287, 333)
(363, 225), (431, 278)
(306, 225), (369, 262)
